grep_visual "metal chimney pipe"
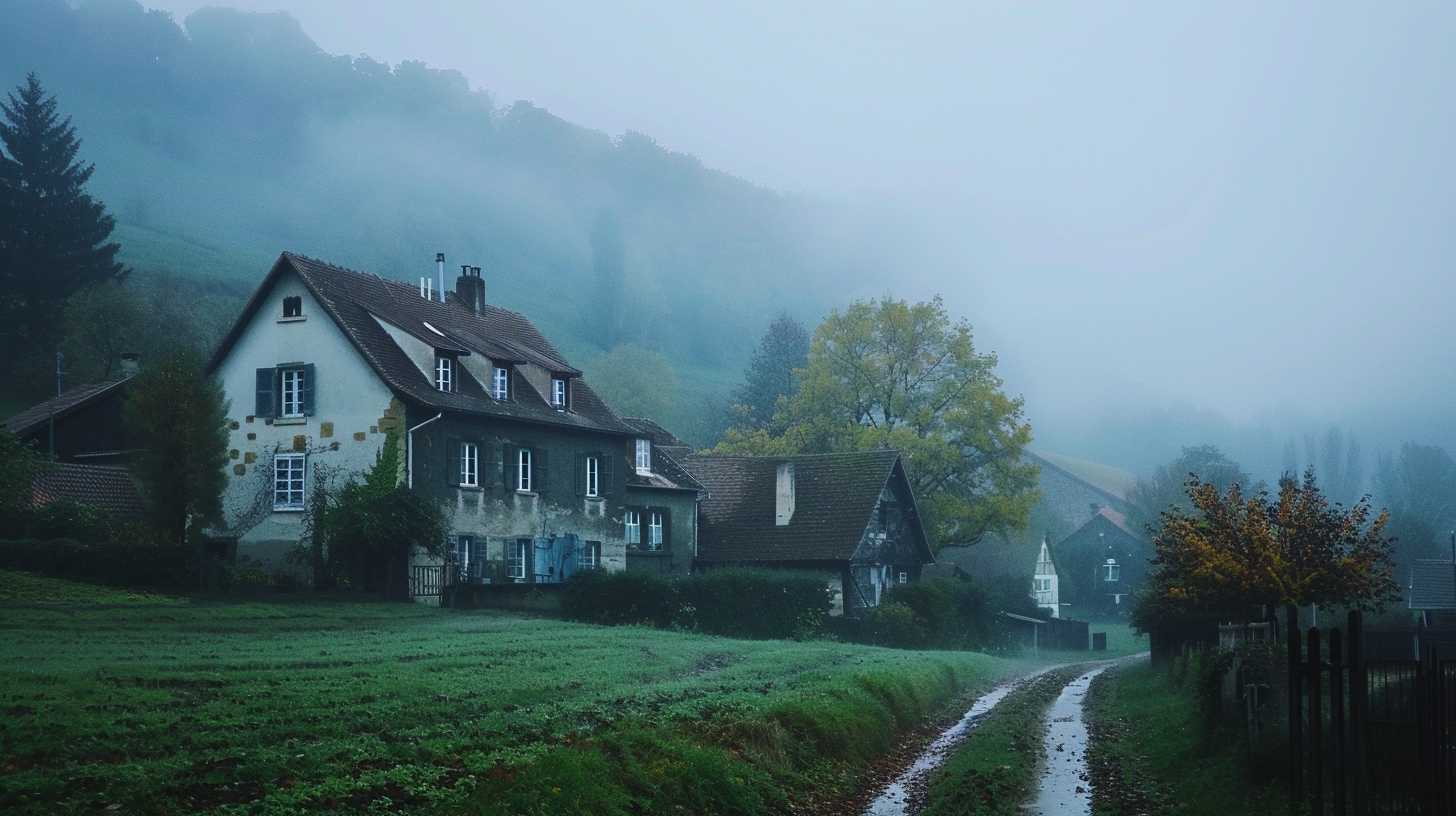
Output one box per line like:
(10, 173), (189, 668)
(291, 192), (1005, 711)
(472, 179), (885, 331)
(435, 252), (446, 303)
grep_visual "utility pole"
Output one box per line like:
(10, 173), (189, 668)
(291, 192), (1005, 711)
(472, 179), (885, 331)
(48, 351), (64, 459)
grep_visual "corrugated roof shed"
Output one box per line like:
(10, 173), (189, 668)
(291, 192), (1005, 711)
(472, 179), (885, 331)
(1410, 560), (1456, 611)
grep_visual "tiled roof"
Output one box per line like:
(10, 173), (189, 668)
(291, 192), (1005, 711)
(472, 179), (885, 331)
(1096, 507), (1141, 539)
(4, 378), (132, 437)
(682, 449), (927, 563)
(31, 463), (145, 519)
(1410, 560), (1456, 611)
(210, 253), (635, 436)
(620, 418), (703, 492)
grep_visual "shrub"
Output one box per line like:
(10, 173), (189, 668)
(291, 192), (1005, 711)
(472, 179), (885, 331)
(864, 601), (930, 648)
(678, 569), (830, 639)
(0, 537), (195, 589)
(561, 569), (678, 627)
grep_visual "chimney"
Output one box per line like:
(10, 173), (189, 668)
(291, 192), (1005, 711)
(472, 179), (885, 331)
(775, 462), (796, 526)
(119, 352), (140, 378)
(435, 252), (446, 303)
(455, 264), (486, 315)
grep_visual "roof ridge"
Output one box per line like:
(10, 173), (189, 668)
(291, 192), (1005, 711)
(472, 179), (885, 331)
(687, 449), (900, 461)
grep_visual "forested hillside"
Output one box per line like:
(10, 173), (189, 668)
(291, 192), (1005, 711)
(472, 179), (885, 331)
(3, 0), (889, 440)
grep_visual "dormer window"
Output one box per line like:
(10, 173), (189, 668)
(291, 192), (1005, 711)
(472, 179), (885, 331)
(282, 296), (302, 318)
(551, 378), (568, 409)
(435, 355), (454, 392)
(492, 366), (509, 400)
(634, 439), (651, 474)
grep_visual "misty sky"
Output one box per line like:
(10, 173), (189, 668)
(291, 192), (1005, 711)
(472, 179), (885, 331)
(146, 0), (1456, 468)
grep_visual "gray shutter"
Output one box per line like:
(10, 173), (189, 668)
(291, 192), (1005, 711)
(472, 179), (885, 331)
(302, 363), (316, 415)
(255, 368), (275, 417)
(535, 447), (548, 494)
(659, 506), (672, 551)
(446, 435), (462, 485)
(502, 444), (517, 490)
(601, 448), (617, 497)
(575, 453), (586, 496)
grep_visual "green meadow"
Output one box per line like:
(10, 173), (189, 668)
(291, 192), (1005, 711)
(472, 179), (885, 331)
(0, 571), (1023, 815)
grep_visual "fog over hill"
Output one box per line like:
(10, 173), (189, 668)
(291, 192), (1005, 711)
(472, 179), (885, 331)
(8, 0), (1456, 479)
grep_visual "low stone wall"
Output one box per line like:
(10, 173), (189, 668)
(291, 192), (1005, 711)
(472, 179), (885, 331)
(447, 582), (563, 614)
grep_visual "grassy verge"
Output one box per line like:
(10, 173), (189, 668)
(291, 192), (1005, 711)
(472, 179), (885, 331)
(1085, 660), (1287, 816)
(920, 666), (1086, 816)
(0, 571), (1016, 815)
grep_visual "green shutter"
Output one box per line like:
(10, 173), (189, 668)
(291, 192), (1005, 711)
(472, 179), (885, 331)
(302, 363), (316, 415)
(601, 449), (617, 497)
(255, 368), (275, 417)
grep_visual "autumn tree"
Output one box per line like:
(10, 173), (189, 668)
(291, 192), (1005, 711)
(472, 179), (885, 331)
(0, 73), (126, 391)
(1133, 470), (1398, 633)
(716, 296), (1037, 546)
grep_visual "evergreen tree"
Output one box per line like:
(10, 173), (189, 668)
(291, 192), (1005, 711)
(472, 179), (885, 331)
(0, 73), (125, 387)
(124, 348), (229, 546)
(729, 313), (809, 432)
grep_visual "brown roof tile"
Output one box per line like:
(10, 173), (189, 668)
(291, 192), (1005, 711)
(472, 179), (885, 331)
(210, 253), (635, 436)
(682, 449), (925, 563)
(31, 463), (145, 519)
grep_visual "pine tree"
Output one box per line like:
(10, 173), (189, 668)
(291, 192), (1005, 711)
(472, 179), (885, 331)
(0, 73), (125, 384)
(729, 313), (810, 431)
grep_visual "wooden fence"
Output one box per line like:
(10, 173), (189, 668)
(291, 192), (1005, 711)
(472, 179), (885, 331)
(1286, 607), (1456, 815)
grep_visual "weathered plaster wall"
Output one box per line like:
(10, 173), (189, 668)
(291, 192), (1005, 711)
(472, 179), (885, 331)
(624, 486), (698, 576)
(214, 271), (399, 566)
(411, 413), (635, 577)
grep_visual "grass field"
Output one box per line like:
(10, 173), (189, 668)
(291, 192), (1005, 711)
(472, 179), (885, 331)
(1085, 660), (1287, 816)
(0, 571), (1023, 815)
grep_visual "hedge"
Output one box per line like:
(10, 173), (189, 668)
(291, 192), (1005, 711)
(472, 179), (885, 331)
(678, 569), (829, 639)
(0, 538), (195, 590)
(561, 568), (830, 639)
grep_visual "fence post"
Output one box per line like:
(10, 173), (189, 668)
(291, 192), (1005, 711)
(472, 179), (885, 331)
(1310, 627), (1323, 816)
(1347, 610), (1365, 816)
(1289, 605), (1304, 811)
(1330, 628), (1345, 816)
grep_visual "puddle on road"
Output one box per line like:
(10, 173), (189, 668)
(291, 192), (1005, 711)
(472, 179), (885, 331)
(1026, 665), (1112, 816)
(863, 666), (1060, 816)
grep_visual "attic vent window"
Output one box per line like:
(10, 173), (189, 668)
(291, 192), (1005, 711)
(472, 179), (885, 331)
(282, 296), (302, 318)
(775, 462), (796, 526)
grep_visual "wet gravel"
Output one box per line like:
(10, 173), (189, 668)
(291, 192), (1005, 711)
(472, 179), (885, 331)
(1026, 665), (1113, 816)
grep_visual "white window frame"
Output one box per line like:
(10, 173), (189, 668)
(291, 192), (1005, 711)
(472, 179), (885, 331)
(280, 367), (305, 418)
(509, 539), (529, 582)
(585, 456), (600, 497)
(580, 540), (601, 570)
(624, 510), (640, 545)
(273, 453), (306, 510)
(435, 355), (453, 392)
(648, 510), (663, 551)
(459, 442), (478, 487)
(551, 378), (567, 408)
(492, 366), (509, 400)
(635, 439), (651, 474)
(516, 448), (533, 493)
(898, 571), (909, 585)
(1104, 562), (1121, 582)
